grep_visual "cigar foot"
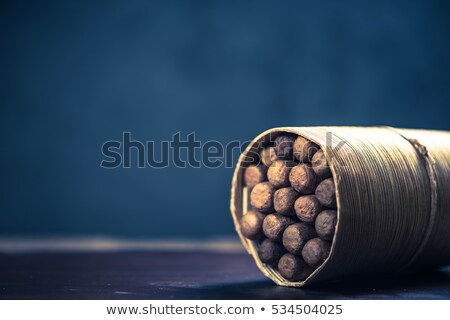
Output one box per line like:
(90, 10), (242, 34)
(278, 253), (312, 281)
(311, 149), (332, 179)
(258, 239), (286, 266)
(261, 146), (278, 167)
(263, 213), (297, 242)
(315, 178), (337, 208)
(315, 210), (337, 241)
(250, 182), (275, 213)
(274, 187), (299, 216)
(289, 164), (318, 194)
(294, 195), (322, 223)
(302, 238), (331, 268)
(268, 160), (297, 188)
(274, 135), (296, 160)
(240, 210), (265, 240)
(294, 136), (319, 162)
(282, 223), (317, 255)
(244, 164), (267, 188)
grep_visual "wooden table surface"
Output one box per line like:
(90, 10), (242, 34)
(1, 249), (450, 299)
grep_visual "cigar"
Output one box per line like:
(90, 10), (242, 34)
(274, 187), (299, 216)
(301, 238), (331, 268)
(311, 149), (332, 179)
(262, 213), (297, 242)
(293, 136), (319, 163)
(258, 239), (287, 266)
(294, 195), (322, 224)
(282, 222), (317, 255)
(268, 160), (297, 188)
(240, 210), (266, 240)
(315, 178), (337, 208)
(289, 163), (318, 194)
(260, 146), (278, 167)
(274, 135), (296, 160)
(244, 164), (267, 188)
(240, 134), (337, 282)
(278, 253), (312, 281)
(250, 182), (275, 213)
(315, 210), (337, 240)
(233, 127), (450, 286)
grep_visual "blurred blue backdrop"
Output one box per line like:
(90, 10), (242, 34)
(1, 0), (449, 238)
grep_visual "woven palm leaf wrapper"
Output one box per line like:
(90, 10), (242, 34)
(230, 126), (450, 287)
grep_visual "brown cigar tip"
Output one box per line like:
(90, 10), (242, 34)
(278, 253), (311, 281)
(282, 222), (317, 255)
(274, 187), (299, 216)
(268, 160), (297, 188)
(311, 149), (332, 179)
(289, 163), (318, 194)
(315, 178), (337, 208)
(258, 239), (286, 266)
(261, 146), (278, 167)
(294, 136), (319, 162)
(263, 213), (297, 242)
(315, 210), (337, 241)
(250, 182), (275, 212)
(302, 238), (331, 268)
(294, 195), (322, 223)
(274, 135), (296, 160)
(240, 210), (265, 240)
(244, 164), (267, 188)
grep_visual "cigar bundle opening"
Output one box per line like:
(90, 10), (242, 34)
(230, 127), (450, 287)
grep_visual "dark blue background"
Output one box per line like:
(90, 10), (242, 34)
(1, 0), (449, 238)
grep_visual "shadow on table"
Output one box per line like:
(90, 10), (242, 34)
(192, 268), (450, 299)
(1, 251), (449, 299)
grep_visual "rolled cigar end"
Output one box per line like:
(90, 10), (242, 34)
(263, 213), (296, 242)
(274, 187), (299, 216)
(240, 210), (265, 240)
(289, 163), (318, 194)
(294, 195), (322, 223)
(274, 135), (296, 160)
(250, 182), (275, 212)
(315, 210), (337, 240)
(294, 136), (319, 162)
(311, 149), (332, 179)
(315, 178), (337, 208)
(282, 222), (317, 255)
(268, 160), (297, 188)
(258, 239), (287, 266)
(244, 164), (267, 188)
(278, 253), (311, 281)
(261, 146), (278, 167)
(302, 238), (331, 268)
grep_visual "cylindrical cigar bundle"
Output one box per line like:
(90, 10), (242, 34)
(231, 126), (450, 287)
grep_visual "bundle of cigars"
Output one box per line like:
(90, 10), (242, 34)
(230, 127), (450, 287)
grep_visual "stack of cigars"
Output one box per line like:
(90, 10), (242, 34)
(240, 134), (337, 281)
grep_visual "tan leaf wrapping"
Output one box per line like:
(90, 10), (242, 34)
(230, 127), (450, 287)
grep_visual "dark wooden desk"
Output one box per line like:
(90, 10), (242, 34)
(1, 250), (450, 299)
